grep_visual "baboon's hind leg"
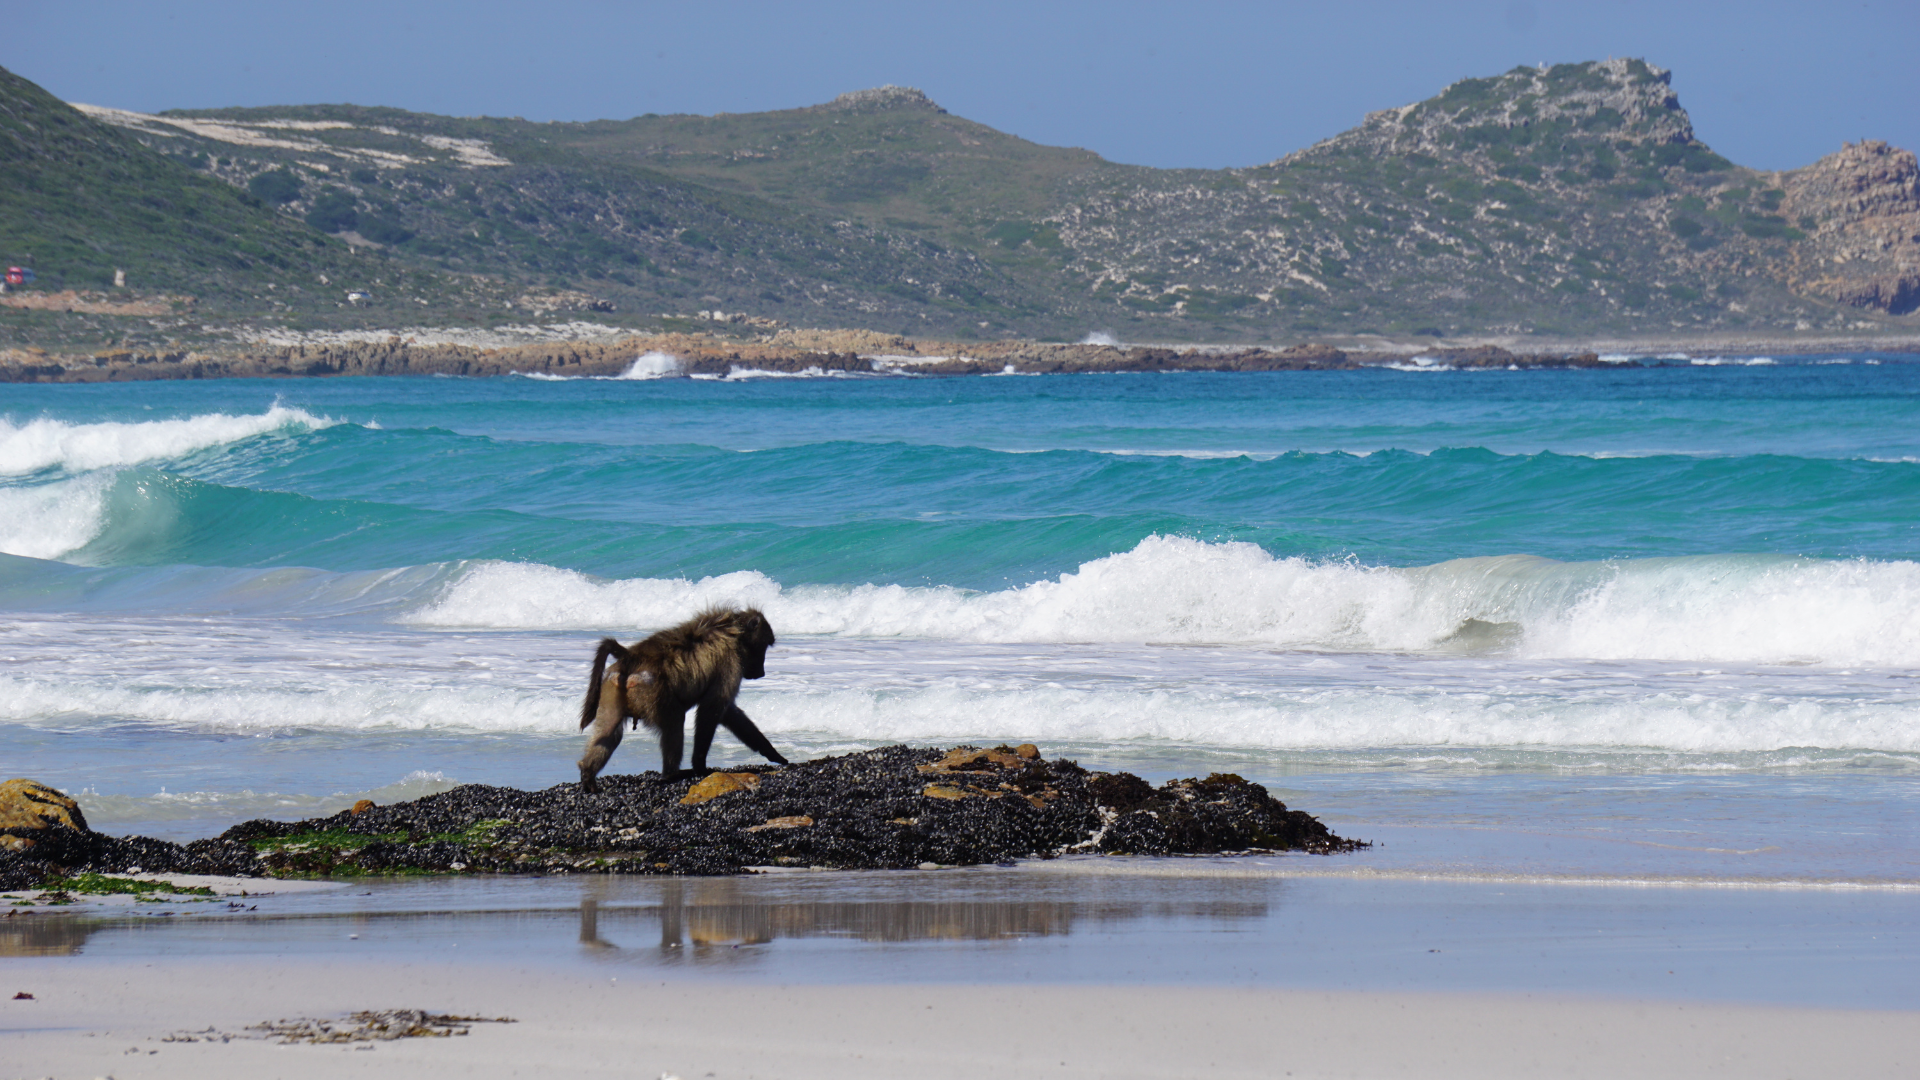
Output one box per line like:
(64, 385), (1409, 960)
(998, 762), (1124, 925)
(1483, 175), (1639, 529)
(658, 711), (689, 779)
(690, 702), (720, 776)
(577, 675), (625, 793)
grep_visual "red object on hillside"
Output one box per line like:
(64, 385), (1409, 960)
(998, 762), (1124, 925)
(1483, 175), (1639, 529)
(4, 267), (33, 286)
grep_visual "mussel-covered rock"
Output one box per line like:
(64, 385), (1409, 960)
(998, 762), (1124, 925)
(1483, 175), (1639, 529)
(0, 746), (1365, 885)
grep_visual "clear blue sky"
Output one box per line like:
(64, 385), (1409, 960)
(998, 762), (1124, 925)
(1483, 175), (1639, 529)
(5, 1), (1913, 172)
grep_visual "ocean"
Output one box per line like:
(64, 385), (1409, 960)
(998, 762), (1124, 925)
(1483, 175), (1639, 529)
(3, 357), (1917, 886)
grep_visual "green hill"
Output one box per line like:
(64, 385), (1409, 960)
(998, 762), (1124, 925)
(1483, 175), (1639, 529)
(102, 89), (1044, 335)
(0, 66), (353, 303)
(7, 60), (1916, 342)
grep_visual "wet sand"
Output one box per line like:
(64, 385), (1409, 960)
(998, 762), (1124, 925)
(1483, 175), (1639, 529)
(5, 865), (1917, 1077)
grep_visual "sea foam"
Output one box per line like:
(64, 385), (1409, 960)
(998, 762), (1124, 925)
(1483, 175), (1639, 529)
(11, 663), (1915, 756)
(0, 672), (575, 734)
(742, 683), (1920, 755)
(613, 351), (684, 379)
(0, 473), (114, 559)
(405, 536), (1920, 666)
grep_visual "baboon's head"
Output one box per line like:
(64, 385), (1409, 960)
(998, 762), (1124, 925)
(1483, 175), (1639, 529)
(735, 608), (775, 680)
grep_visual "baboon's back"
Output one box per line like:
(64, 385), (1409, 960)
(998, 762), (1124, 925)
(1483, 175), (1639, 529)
(644, 608), (741, 699)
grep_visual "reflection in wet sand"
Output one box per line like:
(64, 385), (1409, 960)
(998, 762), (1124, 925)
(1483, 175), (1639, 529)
(7, 873), (1914, 1011)
(0, 915), (92, 957)
(578, 876), (1269, 955)
(7, 871), (1275, 967)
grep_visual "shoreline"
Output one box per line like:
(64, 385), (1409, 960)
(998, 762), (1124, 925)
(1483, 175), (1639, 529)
(3, 325), (1917, 383)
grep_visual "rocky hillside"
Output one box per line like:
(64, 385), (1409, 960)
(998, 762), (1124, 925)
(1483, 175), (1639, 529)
(1055, 59), (1915, 335)
(1780, 139), (1920, 314)
(5, 60), (1917, 343)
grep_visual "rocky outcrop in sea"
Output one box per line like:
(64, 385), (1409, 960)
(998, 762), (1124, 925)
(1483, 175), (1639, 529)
(0, 746), (1365, 888)
(0, 319), (1660, 384)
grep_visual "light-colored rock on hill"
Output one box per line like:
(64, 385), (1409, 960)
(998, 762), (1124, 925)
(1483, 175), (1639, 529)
(1783, 140), (1920, 314)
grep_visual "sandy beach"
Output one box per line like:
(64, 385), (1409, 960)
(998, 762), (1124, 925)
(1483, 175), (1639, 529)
(7, 958), (1917, 1080)
(5, 866), (1917, 1078)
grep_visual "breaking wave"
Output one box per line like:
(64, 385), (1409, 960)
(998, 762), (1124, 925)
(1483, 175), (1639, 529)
(0, 473), (115, 559)
(0, 404), (335, 475)
(406, 536), (1920, 666)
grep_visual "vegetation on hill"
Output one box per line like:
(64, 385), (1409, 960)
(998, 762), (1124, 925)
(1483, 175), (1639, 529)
(80, 92), (1042, 337)
(1059, 59), (1828, 336)
(0, 66), (350, 301)
(3, 61), (1915, 344)
(0, 66), (526, 341)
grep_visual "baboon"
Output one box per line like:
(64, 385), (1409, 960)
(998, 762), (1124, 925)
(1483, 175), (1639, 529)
(577, 607), (788, 791)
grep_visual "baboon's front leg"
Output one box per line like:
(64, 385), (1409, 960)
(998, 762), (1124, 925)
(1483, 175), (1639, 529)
(720, 704), (788, 765)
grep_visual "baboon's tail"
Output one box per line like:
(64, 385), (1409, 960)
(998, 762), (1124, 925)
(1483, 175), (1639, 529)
(580, 638), (627, 730)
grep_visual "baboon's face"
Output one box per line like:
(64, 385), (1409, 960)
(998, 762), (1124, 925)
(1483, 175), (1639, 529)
(738, 611), (775, 680)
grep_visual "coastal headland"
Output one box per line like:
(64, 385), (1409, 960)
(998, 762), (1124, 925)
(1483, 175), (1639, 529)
(7, 59), (1920, 351)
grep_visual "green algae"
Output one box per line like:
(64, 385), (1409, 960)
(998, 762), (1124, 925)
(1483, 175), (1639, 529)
(45, 872), (216, 897)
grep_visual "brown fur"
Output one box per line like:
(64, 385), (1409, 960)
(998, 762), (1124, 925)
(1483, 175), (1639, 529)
(577, 607), (787, 791)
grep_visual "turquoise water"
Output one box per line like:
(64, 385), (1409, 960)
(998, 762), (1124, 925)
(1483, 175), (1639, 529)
(3, 359), (1917, 882)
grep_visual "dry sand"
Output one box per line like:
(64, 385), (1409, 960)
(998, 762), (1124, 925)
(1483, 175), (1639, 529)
(5, 957), (1915, 1079)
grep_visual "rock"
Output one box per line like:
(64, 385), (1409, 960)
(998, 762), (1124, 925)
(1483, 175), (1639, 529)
(0, 746), (1367, 886)
(680, 351), (871, 377)
(921, 782), (981, 800)
(0, 780), (88, 852)
(743, 815), (814, 832)
(820, 86), (948, 115)
(679, 772), (762, 805)
(1783, 140), (1920, 315)
(916, 746), (1029, 773)
(0, 779), (256, 891)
